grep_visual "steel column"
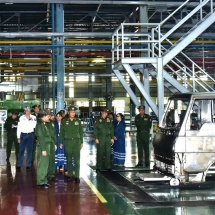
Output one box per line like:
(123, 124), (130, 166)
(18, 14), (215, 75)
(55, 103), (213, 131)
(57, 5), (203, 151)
(51, 3), (56, 113)
(140, 5), (150, 114)
(157, 58), (164, 123)
(88, 72), (93, 117)
(123, 64), (158, 116)
(112, 68), (140, 107)
(56, 4), (65, 112)
(106, 60), (112, 110)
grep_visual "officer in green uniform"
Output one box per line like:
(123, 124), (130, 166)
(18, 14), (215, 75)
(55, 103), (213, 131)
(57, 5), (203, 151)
(94, 108), (114, 171)
(135, 105), (152, 167)
(60, 106), (83, 183)
(35, 109), (52, 189)
(45, 109), (57, 181)
(4, 111), (19, 162)
(32, 104), (41, 165)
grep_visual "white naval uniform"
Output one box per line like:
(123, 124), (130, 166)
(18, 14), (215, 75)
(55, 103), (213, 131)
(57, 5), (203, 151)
(16, 114), (37, 168)
(17, 114), (37, 138)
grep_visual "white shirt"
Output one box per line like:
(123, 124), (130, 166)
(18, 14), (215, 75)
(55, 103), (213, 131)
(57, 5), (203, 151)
(17, 114), (37, 138)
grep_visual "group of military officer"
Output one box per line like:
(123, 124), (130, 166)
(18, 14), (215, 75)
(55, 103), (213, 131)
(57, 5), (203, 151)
(5, 103), (151, 188)
(35, 106), (83, 189)
(94, 105), (152, 171)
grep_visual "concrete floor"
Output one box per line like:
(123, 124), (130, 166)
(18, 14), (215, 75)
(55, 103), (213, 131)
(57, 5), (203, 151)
(1, 131), (215, 215)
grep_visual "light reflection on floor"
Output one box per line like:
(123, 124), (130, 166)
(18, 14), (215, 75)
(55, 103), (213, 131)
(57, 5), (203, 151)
(1, 131), (215, 214)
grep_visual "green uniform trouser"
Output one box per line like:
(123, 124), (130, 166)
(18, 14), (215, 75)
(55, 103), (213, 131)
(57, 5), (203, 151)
(47, 142), (55, 178)
(136, 132), (150, 166)
(96, 137), (111, 170)
(7, 132), (19, 160)
(64, 139), (81, 177)
(37, 146), (50, 185)
(32, 138), (37, 163)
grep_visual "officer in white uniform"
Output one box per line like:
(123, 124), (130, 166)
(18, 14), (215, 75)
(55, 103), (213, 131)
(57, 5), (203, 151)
(16, 107), (37, 171)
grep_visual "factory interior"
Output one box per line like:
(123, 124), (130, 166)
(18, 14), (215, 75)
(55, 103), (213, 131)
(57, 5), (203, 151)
(1, 0), (215, 214)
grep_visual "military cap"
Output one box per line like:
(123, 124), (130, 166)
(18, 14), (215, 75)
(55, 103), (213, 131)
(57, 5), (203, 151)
(12, 111), (19, 115)
(44, 108), (52, 115)
(60, 110), (65, 114)
(24, 106), (31, 111)
(39, 109), (49, 117)
(101, 107), (110, 113)
(68, 106), (77, 111)
(32, 104), (40, 109)
(138, 105), (145, 110)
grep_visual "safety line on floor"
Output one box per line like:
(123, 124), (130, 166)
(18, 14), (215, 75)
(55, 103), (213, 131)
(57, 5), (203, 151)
(82, 175), (107, 203)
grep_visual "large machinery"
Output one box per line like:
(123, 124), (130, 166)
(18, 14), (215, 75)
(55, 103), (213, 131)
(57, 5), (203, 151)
(153, 92), (215, 184)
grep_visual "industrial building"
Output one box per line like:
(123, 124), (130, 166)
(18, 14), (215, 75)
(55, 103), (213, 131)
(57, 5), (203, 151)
(0, 0), (215, 214)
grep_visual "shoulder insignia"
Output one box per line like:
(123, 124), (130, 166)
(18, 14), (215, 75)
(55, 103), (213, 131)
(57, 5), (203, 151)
(75, 121), (79, 125)
(99, 119), (102, 122)
(107, 118), (110, 122)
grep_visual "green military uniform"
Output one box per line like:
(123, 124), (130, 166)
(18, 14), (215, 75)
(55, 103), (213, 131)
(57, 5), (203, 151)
(4, 114), (19, 160)
(94, 116), (114, 170)
(32, 108), (41, 164)
(60, 114), (83, 179)
(46, 120), (57, 179)
(135, 108), (152, 167)
(35, 116), (52, 186)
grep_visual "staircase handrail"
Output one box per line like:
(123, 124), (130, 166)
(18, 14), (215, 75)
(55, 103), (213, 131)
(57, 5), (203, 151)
(159, 0), (212, 42)
(153, 43), (214, 92)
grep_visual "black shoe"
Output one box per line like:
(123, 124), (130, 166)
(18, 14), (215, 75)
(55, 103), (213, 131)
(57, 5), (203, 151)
(75, 177), (80, 183)
(135, 164), (143, 167)
(26, 167), (31, 172)
(67, 176), (74, 182)
(16, 166), (21, 171)
(45, 183), (52, 187)
(37, 184), (49, 189)
(49, 176), (58, 181)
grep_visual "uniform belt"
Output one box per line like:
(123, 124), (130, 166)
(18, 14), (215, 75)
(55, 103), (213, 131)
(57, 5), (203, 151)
(21, 132), (34, 134)
(65, 138), (79, 140)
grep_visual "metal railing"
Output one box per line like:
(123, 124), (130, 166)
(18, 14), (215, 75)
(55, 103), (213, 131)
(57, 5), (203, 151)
(112, 0), (215, 92)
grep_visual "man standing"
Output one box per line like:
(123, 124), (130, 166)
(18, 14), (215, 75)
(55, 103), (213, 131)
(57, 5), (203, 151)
(32, 104), (40, 165)
(35, 109), (52, 189)
(4, 111), (19, 162)
(16, 107), (37, 171)
(94, 108), (114, 171)
(45, 109), (57, 181)
(135, 105), (152, 167)
(60, 106), (83, 183)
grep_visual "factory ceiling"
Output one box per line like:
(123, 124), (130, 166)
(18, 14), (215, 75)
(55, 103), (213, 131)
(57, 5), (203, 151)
(0, 1), (215, 89)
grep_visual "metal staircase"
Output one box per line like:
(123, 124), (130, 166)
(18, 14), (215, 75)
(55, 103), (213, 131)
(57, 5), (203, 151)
(112, 0), (215, 121)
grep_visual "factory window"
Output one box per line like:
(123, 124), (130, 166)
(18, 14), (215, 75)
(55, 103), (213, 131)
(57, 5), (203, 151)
(76, 101), (89, 107)
(113, 100), (125, 113)
(69, 82), (74, 98)
(76, 76), (89, 82)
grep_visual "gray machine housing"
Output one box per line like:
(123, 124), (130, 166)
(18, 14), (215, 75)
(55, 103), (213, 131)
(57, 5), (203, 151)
(153, 92), (215, 183)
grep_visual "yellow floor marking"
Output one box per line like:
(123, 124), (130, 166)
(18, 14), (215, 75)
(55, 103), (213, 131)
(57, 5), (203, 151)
(82, 175), (107, 203)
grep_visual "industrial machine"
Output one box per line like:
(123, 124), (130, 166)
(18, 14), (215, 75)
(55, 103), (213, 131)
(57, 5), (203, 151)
(153, 92), (215, 184)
